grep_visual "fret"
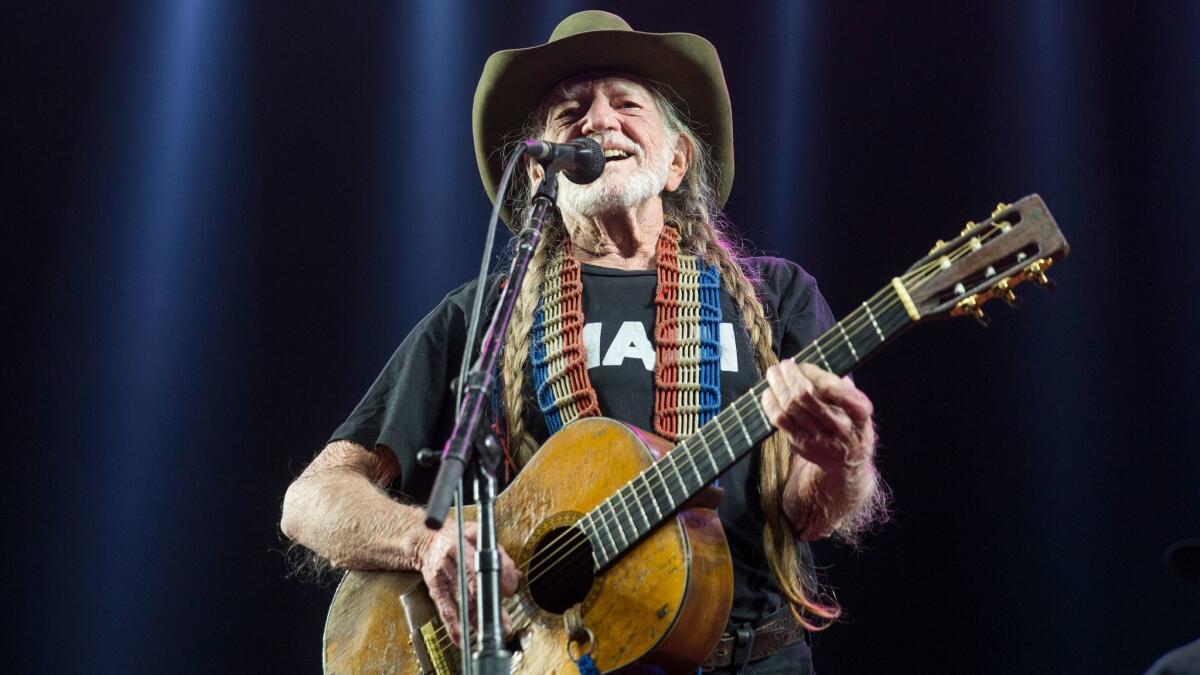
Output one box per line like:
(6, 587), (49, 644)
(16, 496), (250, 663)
(614, 487), (640, 539)
(601, 502), (623, 553)
(582, 516), (609, 565)
(646, 464), (666, 520)
(811, 340), (833, 372)
(693, 430), (722, 475)
(754, 390), (773, 429)
(597, 506), (619, 557)
(626, 482), (651, 532)
(717, 415), (737, 461)
(727, 401), (756, 446)
(816, 331), (854, 375)
(750, 396), (770, 437)
(862, 302), (886, 342)
(705, 413), (734, 466)
(666, 451), (689, 498)
(683, 448), (705, 487)
(836, 322), (860, 360)
(642, 479), (659, 528)
(710, 414), (737, 465)
(715, 420), (734, 456)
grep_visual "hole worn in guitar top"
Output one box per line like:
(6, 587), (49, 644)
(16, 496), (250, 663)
(526, 524), (597, 614)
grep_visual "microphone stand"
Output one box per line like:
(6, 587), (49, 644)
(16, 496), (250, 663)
(425, 169), (561, 675)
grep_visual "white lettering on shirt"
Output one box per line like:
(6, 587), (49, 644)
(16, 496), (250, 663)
(602, 321), (657, 370)
(584, 321), (741, 372)
(582, 323), (602, 368)
(719, 323), (738, 372)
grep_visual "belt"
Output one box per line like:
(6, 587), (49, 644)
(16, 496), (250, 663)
(702, 606), (807, 670)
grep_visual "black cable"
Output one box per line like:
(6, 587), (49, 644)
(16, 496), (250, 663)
(450, 145), (527, 672)
(456, 146), (527, 407)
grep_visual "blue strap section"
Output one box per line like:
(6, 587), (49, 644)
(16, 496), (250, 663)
(529, 298), (564, 433)
(697, 260), (722, 427)
(532, 261), (722, 437)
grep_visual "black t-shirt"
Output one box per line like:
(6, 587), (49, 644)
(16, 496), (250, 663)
(330, 256), (835, 627)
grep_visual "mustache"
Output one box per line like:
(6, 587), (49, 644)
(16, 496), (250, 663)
(584, 131), (643, 159)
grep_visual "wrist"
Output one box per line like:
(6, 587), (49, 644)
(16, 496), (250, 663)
(791, 423), (876, 474)
(409, 522), (437, 568)
(789, 442), (872, 474)
(824, 451), (870, 475)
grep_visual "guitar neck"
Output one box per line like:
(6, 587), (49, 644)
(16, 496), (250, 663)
(579, 277), (919, 568)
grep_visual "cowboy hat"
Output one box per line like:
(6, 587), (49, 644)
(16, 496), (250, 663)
(472, 10), (734, 228)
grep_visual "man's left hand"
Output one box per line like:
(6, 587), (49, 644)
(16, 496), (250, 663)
(761, 359), (875, 471)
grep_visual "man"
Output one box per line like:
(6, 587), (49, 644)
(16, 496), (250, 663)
(282, 11), (884, 673)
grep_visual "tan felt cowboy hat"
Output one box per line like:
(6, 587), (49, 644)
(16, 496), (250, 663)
(472, 10), (734, 229)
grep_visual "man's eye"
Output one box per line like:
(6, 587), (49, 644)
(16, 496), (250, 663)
(619, 101), (641, 109)
(557, 108), (581, 120)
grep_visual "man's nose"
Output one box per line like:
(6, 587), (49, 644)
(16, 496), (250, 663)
(580, 99), (620, 135)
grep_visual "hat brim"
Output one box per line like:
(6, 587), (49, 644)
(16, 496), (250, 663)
(473, 28), (734, 229)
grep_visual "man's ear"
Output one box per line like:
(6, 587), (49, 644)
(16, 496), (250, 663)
(664, 134), (691, 192)
(527, 157), (544, 187)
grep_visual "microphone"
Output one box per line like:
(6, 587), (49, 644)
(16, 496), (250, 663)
(522, 137), (606, 184)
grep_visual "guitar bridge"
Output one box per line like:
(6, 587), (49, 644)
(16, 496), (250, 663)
(400, 583), (459, 675)
(417, 620), (458, 675)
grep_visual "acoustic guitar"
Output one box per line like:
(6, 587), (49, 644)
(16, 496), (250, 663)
(322, 194), (1069, 674)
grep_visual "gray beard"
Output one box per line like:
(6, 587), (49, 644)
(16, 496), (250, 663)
(557, 136), (672, 218)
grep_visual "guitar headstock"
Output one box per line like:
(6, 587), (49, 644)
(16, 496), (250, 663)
(900, 194), (1069, 324)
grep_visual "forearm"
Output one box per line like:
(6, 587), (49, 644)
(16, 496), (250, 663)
(280, 446), (429, 571)
(782, 449), (881, 542)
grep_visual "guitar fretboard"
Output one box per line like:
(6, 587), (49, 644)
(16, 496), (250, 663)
(577, 280), (915, 568)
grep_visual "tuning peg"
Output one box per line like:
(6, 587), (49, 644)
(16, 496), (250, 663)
(955, 295), (991, 327)
(929, 239), (946, 255)
(992, 278), (1020, 307)
(961, 221), (976, 236)
(991, 202), (1011, 217)
(971, 306), (990, 327)
(1023, 258), (1057, 291)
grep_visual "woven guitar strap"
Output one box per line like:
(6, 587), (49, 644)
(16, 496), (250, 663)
(527, 223), (723, 442)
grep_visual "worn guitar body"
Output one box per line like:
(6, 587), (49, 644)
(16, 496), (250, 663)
(323, 417), (734, 674)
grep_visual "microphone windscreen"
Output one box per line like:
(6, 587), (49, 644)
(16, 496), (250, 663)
(565, 137), (605, 184)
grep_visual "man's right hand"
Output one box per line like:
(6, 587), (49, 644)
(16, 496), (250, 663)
(416, 521), (523, 648)
(281, 441), (523, 647)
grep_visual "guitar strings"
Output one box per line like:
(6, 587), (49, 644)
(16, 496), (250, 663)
(505, 219), (1012, 599)
(424, 221), (1014, 653)
(426, 290), (915, 655)
(426, 220), (1015, 654)
(513, 257), (924, 583)
(506, 229), (985, 589)
(429, 219), (1015, 653)
(426, 222), (1014, 655)
(512, 282), (899, 585)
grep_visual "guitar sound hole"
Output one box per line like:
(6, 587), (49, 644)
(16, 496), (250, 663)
(526, 525), (596, 614)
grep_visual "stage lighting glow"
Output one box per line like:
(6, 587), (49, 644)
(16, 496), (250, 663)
(77, 0), (240, 668)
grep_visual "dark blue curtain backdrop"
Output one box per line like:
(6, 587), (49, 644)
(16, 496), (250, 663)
(8, 1), (1199, 673)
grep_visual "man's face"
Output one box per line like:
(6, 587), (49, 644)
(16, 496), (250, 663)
(537, 75), (688, 217)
